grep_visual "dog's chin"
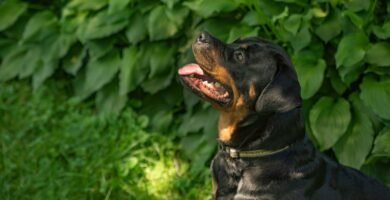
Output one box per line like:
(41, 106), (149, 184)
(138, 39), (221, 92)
(178, 63), (232, 106)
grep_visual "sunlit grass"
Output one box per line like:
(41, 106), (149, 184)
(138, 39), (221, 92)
(0, 81), (211, 200)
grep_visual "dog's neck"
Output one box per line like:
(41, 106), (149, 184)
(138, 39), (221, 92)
(218, 108), (305, 151)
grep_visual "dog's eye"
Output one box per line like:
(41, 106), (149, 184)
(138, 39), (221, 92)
(234, 51), (245, 62)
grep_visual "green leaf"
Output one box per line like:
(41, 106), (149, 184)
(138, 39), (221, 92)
(329, 69), (348, 95)
(365, 66), (390, 76)
(57, 34), (77, 58)
(361, 126), (390, 186)
(147, 110), (173, 131)
(184, 0), (239, 18)
(125, 13), (147, 44)
(311, 7), (328, 18)
(361, 161), (390, 187)
(0, 38), (13, 57)
(227, 25), (259, 43)
(258, 0), (285, 19)
(63, 44), (87, 75)
(241, 11), (267, 26)
(271, 6), (289, 23)
(96, 81), (127, 115)
(290, 24), (311, 52)
(183, 89), (200, 111)
(198, 19), (238, 42)
(293, 50), (326, 99)
(273, 0), (307, 5)
(141, 69), (173, 94)
(315, 12), (342, 42)
(33, 58), (58, 90)
(181, 133), (216, 173)
(343, 10), (364, 29)
(165, 5), (189, 29)
(147, 5), (188, 41)
(119, 46), (147, 95)
(66, 0), (108, 11)
(108, 0), (131, 14)
(335, 32), (368, 68)
(161, 0), (181, 9)
(21, 11), (57, 42)
(335, 32), (368, 84)
(0, 0), (28, 31)
(138, 87), (182, 130)
(30, 37), (57, 88)
(333, 93), (374, 169)
(372, 21), (390, 40)
(77, 9), (130, 41)
(139, 42), (176, 94)
(19, 46), (42, 79)
(84, 50), (120, 97)
(0, 46), (28, 81)
(86, 39), (114, 60)
(344, 0), (370, 12)
(360, 76), (390, 120)
(178, 107), (218, 136)
(32, 33), (74, 89)
(366, 43), (390, 67)
(337, 62), (364, 85)
(388, 1), (390, 14)
(371, 127), (390, 158)
(148, 43), (176, 78)
(309, 97), (351, 151)
(283, 14), (301, 35)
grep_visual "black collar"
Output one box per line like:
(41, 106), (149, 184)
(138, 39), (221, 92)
(219, 143), (290, 158)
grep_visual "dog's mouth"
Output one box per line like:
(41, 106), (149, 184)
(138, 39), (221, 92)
(178, 63), (232, 105)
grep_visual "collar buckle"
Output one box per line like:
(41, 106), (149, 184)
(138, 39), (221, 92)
(219, 144), (240, 158)
(227, 147), (239, 158)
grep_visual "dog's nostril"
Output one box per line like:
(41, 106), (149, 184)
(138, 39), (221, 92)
(197, 32), (208, 43)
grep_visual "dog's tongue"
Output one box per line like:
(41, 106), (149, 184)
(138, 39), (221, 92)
(178, 63), (204, 76)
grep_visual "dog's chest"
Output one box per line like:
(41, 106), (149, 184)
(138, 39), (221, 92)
(211, 153), (307, 200)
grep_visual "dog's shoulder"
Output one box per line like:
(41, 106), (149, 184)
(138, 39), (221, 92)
(312, 153), (390, 200)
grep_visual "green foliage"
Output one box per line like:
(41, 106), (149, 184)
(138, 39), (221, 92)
(334, 93), (374, 168)
(0, 81), (211, 200)
(0, 0), (27, 31)
(309, 97), (352, 151)
(0, 0), (389, 188)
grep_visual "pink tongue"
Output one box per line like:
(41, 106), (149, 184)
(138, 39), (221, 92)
(178, 63), (204, 76)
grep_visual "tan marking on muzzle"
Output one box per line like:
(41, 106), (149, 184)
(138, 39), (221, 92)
(193, 46), (249, 143)
(210, 65), (248, 142)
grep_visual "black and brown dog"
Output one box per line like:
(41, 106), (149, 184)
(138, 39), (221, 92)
(178, 32), (390, 200)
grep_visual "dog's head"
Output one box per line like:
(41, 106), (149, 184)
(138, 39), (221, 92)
(179, 32), (302, 143)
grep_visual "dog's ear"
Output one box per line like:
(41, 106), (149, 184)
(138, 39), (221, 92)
(255, 63), (301, 114)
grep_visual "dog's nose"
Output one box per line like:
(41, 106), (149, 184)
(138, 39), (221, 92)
(197, 32), (210, 43)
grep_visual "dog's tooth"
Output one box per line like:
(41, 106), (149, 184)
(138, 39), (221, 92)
(190, 74), (194, 78)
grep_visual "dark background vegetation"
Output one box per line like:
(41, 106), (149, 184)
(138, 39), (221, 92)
(0, 0), (389, 199)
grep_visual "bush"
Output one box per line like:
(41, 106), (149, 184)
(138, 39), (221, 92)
(0, 0), (389, 186)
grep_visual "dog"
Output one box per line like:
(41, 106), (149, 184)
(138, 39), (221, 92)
(178, 32), (390, 200)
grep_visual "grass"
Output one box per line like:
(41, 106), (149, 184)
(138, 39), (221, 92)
(0, 81), (211, 200)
